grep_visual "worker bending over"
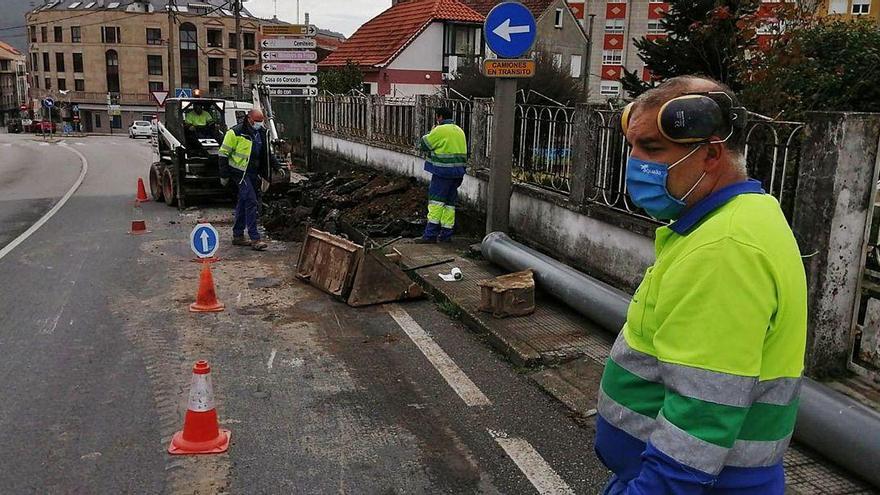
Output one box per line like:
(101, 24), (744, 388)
(596, 76), (807, 494)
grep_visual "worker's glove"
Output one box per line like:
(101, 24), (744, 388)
(220, 178), (230, 187)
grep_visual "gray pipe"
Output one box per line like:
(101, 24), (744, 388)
(481, 231), (880, 488)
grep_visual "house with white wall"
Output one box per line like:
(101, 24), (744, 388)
(319, 0), (484, 96)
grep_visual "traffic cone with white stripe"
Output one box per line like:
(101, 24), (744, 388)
(168, 360), (231, 455)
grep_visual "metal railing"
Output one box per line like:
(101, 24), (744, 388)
(589, 109), (650, 220)
(513, 104), (575, 194)
(373, 96), (416, 147)
(337, 96), (369, 138)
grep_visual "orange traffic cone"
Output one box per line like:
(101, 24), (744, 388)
(168, 360), (231, 455)
(128, 203), (150, 235)
(190, 262), (225, 312)
(136, 177), (150, 202)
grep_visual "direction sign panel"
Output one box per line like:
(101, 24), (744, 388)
(190, 223), (219, 259)
(260, 24), (317, 37)
(261, 74), (318, 86)
(261, 50), (318, 62)
(260, 38), (317, 49)
(485, 2), (537, 59)
(483, 59), (535, 78)
(262, 62), (318, 74)
(267, 87), (318, 98)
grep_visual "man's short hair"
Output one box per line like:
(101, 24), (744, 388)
(632, 76), (747, 162)
(436, 107), (453, 121)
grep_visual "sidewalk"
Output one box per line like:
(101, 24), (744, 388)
(396, 240), (877, 495)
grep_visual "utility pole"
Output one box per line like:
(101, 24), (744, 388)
(583, 14), (595, 96)
(167, 0), (177, 93)
(234, 0), (243, 100)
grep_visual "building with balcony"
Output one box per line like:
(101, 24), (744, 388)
(0, 41), (28, 125)
(26, 0), (264, 131)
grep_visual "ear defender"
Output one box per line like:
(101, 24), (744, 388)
(657, 95), (725, 144)
(621, 102), (634, 135)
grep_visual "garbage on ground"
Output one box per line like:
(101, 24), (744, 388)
(439, 267), (463, 282)
(295, 228), (424, 307)
(477, 269), (536, 318)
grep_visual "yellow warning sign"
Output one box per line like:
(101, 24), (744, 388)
(483, 59), (536, 78)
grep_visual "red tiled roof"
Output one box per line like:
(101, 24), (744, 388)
(0, 40), (23, 58)
(460, 0), (555, 17)
(320, 0), (484, 68)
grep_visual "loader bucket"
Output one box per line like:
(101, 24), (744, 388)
(348, 248), (423, 307)
(295, 228), (360, 298)
(295, 228), (424, 307)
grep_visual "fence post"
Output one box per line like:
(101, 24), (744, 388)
(470, 98), (491, 170)
(413, 95), (427, 151)
(333, 95), (342, 135)
(569, 103), (591, 204)
(792, 112), (880, 378)
(366, 95), (377, 142)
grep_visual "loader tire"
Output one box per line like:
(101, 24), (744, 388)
(149, 163), (164, 202)
(163, 168), (177, 206)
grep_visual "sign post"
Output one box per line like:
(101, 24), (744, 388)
(483, 2), (537, 234)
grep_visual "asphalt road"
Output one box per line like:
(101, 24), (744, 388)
(0, 132), (610, 494)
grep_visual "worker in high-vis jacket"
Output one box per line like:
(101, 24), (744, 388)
(596, 76), (807, 495)
(415, 107), (467, 243)
(218, 109), (280, 251)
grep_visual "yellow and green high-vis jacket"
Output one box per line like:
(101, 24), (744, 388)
(596, 181), (807, 494)
(420, 119), (467, 178)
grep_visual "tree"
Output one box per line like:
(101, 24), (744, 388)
(446, 48), (588, 105)
(621, 0), (762, 97)
(741, 18), (880, 120)
(317, 61), (364, 95)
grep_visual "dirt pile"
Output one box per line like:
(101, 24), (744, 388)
(263, 170), (427, 242)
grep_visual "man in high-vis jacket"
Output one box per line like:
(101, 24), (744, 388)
(596, 76), (807, 494)
(218, 109), (280, 251)
(416, 107), (467, 243)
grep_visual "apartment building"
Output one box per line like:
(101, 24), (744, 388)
(26, 0), (262, 131)
(820, 0), (879, 19)
(0, 41), (28, 125)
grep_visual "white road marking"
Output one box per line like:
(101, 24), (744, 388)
(0, 144), (88, 262)
(386, 304), (490, 407)
(267, 348), (277, 370)
(489, 431), (576, 495)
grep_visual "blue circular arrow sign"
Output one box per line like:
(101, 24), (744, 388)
(190, 223), (219, 258)
(485, 2), (538, 59)
(43, 97), (55, 108)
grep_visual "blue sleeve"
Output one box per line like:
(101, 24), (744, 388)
(617, 444), (715, 495)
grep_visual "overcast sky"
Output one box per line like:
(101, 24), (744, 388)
(246, 0), (390, 37)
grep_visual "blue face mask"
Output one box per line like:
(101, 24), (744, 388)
(625, 147), (705, 220)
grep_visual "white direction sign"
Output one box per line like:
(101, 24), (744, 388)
(261, 50), (318, 62)
(260, 38), (317, 50)
(262, 62), (318, 74)
(261, 74), (318, 86)
(268, 87), (318, 98)
(190, 223), (219, 259)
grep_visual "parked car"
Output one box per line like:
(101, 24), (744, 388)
(5, 119), (22, 133)
(34, 120), (56, 133)
(129, 120), (153, 139)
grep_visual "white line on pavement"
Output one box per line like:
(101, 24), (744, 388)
(386, 304), (491, 407)
(0, 143), (88, 262)
(490, 432), (576, 495)
(267, 348), (277, 370)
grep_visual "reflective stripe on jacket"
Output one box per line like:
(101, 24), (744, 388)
(219, 125), (253, 173)
(421, 120), (467, 178)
